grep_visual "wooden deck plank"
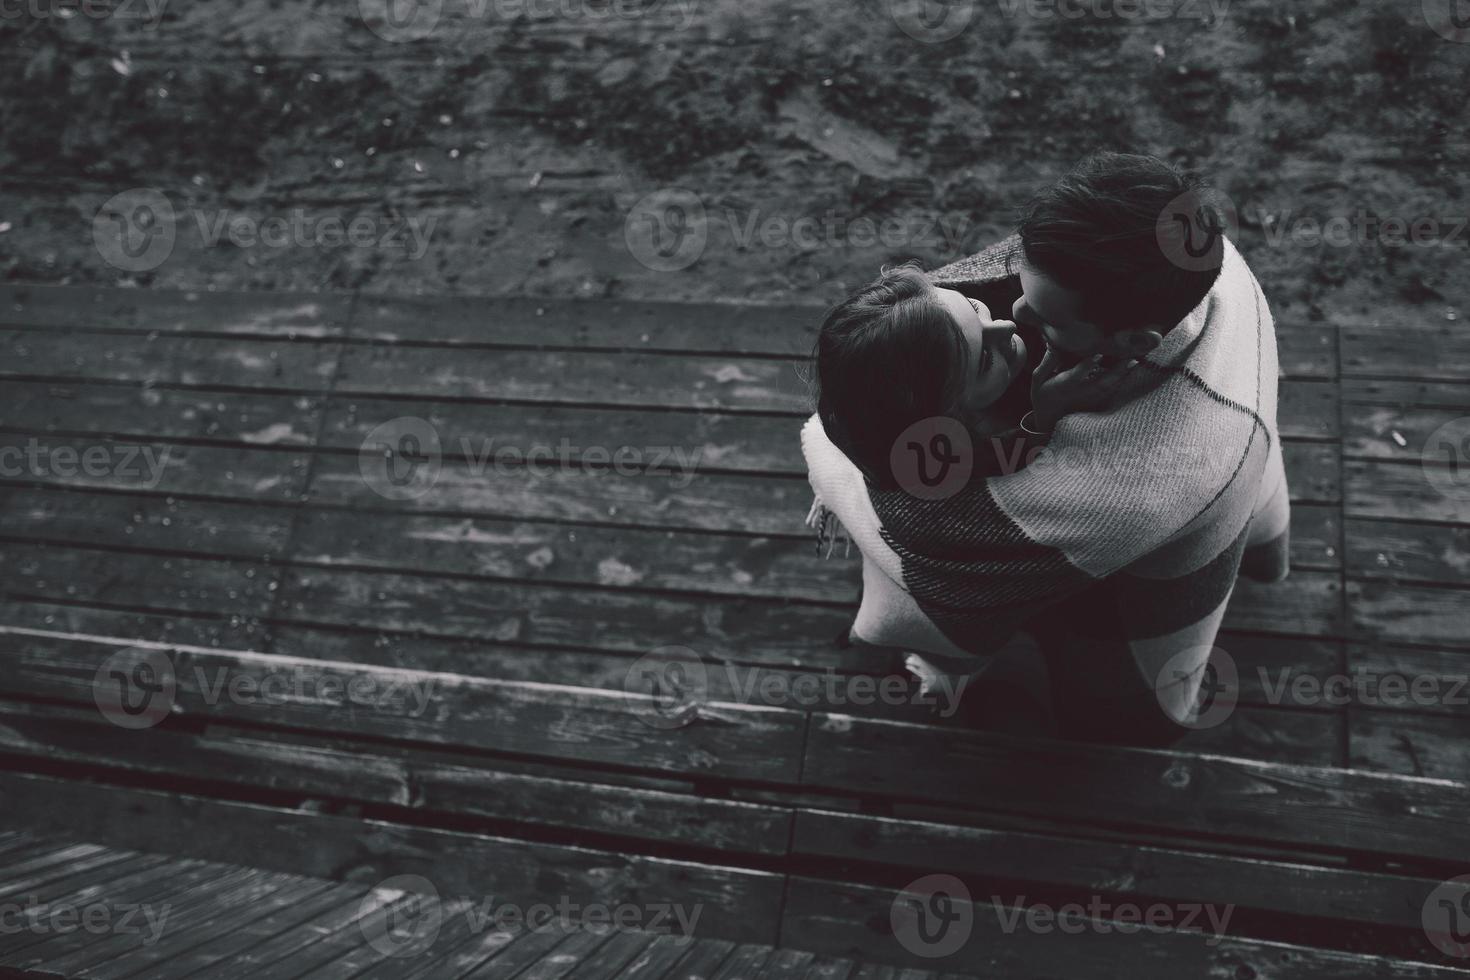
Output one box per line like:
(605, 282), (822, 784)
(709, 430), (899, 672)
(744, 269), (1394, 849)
(76, 874), (339, 980)
(800, 958), (857, 980)
(515, 928), (619, 980)
(1, 542), (283, 618)
(348, 294), (821, 354)
(272, 565), (861, 664)
(0, 289), (1337, 382)
(781, 877), (1470, 980)
(0, 284), (352, 339)
(0, 434), (315, 502)
(1345, 459), (1470, 523)
(608, 934), (697, 979)
(791, 810), (1438, 931)
(0, 380), (325, 448)
(1344, 518), (1470, 586)
(1343, 403), (1470, 462)
(762, 949), (817, 977)
(652, 937), (735, 979)
(1341, 322), (1470, 382)
(1346, 643), (1470, 718)
(459, 928), (573, 978)
(0, 701), (796, 857)
(267, 893), (481, 980)
(1, 330), (342, 392)
(1348, 580), (1469, 648)
(0, 430), (1322, 539)
(1342, 378), (1470, 409)
(0, 852), (162, 911)
(0, 847), (138, 903)
(1168, 707), (1343, 767)
(2, 863), (256, 974)
(0, 773), (789, 945)
(3, 323), (1346, 437)
(562, 931), (660, 980)
(0, 833), (51, 864)
(174, 883), (382, 980)
(0, 839), (97, 874)
(0, 855), (187, 964)
(344, 343), (811, 413)
(0, 629), (809, 783)
(2, 380), (1339, 487)
(799, 714), (1470, 864)
(0, 486), (295, 559)
(1225, 570), (1345, 636)
(1350, 710), (1470, 782)
(0, 599), (271, 651)
(709, 943), (770, 978)
(52, 871), (328, 977)
(0, 480), (1345, 598)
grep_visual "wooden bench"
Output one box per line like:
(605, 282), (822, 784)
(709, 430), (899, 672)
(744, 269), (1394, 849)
(2, 285), (1469, 976)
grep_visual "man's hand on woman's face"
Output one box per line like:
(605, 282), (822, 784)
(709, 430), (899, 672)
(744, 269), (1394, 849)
(1029, 349), (1138, 432)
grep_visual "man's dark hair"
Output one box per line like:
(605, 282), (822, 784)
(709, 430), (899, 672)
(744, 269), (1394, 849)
(1017, 151), (1225, 333)
(812, 264), (966, 487)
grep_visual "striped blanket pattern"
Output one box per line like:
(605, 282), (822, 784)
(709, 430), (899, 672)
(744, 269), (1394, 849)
(802, 235), (1291, 726)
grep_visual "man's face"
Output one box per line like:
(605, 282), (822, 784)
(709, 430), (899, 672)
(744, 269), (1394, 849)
(1013, 266), (1163, 362)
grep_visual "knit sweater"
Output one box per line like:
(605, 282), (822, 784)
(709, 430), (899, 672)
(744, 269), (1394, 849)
(802, 235), (1290, 724)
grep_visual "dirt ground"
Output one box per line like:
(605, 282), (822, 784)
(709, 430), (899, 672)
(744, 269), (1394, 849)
(0, 0), (1466, 326)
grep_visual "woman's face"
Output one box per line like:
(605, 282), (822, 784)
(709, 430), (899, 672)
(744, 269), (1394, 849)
(934, 287), (1028, 412)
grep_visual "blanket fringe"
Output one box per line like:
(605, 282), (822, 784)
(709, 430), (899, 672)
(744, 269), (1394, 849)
(805, 495), (851, 559)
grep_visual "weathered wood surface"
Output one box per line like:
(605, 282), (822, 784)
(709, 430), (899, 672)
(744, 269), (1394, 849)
(0, 628), (1457, 873)
(0, 828), (945, 980)
(781, 877), (1470, 980)
(0, 699), (796, 856)
(3, 287), (1470, 977)
(9, 830), (1461, 979)
(799, 713), (1470, 865)
(0, 628), (808, 783)
(3, 286), (1467, 775)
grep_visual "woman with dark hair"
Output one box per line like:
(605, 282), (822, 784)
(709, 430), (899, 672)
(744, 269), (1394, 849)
(811, 261), (1129, 491)
(806, 261), (1135, 733)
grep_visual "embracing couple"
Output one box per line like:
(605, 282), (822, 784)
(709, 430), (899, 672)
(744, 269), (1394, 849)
(803, 152), (1290, 744)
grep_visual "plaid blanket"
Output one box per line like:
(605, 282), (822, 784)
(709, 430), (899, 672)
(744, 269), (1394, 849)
(803, 235), (1290, 726)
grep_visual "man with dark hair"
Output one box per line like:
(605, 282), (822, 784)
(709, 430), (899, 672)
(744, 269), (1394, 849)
(1009, 151), (1228, 362)
(803, 151), (1288, 745)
